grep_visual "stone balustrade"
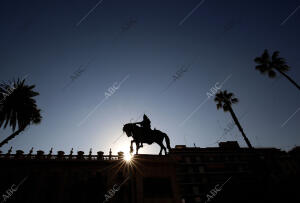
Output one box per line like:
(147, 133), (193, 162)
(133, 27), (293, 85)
(0, 149), (124, 161)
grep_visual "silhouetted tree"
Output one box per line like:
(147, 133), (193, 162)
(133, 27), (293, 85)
(214, 90), (253, 149)
(254, 49), (300, 91)
(0, 79), (42, 148)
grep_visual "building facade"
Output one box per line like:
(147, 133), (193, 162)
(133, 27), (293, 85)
(170, 141), (300, 203)
(0, 142), (299, 203)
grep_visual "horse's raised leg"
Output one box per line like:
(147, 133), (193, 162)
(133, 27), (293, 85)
(130, 140), (134, 154)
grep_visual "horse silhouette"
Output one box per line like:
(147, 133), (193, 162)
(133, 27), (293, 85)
(123, 123), (171, 155)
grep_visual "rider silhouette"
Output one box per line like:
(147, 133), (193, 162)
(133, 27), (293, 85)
(133, 114), (151, 147)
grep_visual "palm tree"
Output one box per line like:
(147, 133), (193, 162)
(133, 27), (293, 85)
(0, 78), (42, 148)
(214, 90), (253, 149)
(254, 49), (300, 91)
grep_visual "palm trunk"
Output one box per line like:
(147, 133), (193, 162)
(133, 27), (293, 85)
(0, 127), (25, 148)
(277, 69), (300, 91)
(228, 106), (253, 149)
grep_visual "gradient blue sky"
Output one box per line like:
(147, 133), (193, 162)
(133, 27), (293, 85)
(0, 0), (299, 155)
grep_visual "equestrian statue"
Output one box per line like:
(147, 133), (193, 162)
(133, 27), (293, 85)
(122, 114), (171, 155)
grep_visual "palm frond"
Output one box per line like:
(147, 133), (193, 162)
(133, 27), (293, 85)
(255, 65), (268, 74)
(262, 49), (270, 61)
(268, 70), (276, 78)
(231, 98), (239, 104)
(272, 51), (279, 61)
(214, 90), (238, 112)
(0, 78), (42, 132)
(254, 57), (263, 64)
(216, 103), (222, 109)
(278, 64), (290, 72)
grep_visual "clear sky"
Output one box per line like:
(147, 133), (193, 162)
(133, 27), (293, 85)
(0, 0), (299, 155)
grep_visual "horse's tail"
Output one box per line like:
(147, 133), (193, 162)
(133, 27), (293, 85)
(164, 133), (172, 152)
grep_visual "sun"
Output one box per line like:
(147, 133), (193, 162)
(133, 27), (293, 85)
(124, 152), (133, 162)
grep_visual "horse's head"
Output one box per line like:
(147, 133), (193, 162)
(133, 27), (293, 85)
(123, 123), (134, 137)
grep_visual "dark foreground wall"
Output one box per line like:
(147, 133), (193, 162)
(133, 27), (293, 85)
(0, 159), (125, 203)
(0, 153), (180, 203)
(0, 144), (300, 203)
